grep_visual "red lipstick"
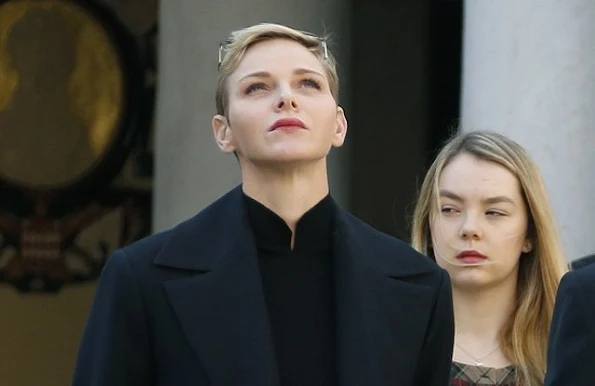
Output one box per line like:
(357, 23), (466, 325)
(456, 250), (487, 264)
(269, 118), (307, 132)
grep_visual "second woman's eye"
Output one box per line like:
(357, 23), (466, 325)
(440, 207), (459, 214)
(486, 210), (506, 217)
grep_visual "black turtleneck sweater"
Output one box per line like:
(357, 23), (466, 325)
(243, 194), (336, 386)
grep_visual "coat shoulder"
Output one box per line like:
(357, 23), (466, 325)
(343, 211), (444, 278)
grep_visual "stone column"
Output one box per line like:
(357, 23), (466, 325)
(460, 0), (595, 261)
(153, 0), (351, 232)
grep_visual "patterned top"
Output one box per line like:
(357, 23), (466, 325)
(450, 361), (519, 386)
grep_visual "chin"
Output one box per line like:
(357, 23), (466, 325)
(451, 272), (494, 290)
(263, 147), (329, 163)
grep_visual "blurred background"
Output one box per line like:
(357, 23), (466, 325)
(0, 0), (593, 385)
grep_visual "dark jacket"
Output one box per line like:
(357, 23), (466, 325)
(545, 262), (595, 386)
(73, 186), (454, 386)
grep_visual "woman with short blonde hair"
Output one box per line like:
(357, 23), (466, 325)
(74, 22), (455, 386)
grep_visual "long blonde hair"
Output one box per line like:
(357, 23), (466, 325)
(411, 130), (568, 386)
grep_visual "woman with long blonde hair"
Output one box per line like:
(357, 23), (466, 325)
(411, 130), (568, 386)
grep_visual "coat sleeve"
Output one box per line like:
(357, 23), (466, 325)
(544, 270), (595, 386)
(413, 269), (455, 386)
(72, 249), (153, 386)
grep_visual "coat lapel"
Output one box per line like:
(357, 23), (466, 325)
(153, 187), (439, 386)
(333, 210), (438, 386)
(155, 187), (279, 386)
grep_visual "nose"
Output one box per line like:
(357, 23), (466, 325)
(275, 85), (298, 111)
(459, 213), (482, 240)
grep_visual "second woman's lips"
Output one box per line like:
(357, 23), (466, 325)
(456, 250), (487, 264)
(269, 118), (307, 131)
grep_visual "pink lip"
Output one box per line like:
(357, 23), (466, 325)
(456, 250), (487, 264)
(269, 118), (307, 132)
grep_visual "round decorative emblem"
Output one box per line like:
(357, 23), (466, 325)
(0, 0), (144, 292)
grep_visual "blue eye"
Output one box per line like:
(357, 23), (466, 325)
(301, 78), (321, 89)
(245, 83), (267, 94)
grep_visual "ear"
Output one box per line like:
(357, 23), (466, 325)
(332, 106), (348, 147)
(212, 114), (236, 153)
(522, 239), (533, 253)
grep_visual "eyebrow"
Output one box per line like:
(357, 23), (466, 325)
(439, 189), (516, 205)
(238, 68), (325, 83)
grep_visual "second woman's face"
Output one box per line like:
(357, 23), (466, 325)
(430, 153), (532, 290)
(213, 38), (347, 167)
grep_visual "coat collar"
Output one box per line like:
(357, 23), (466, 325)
(154, 185), (435, 277)
(154, 186), (438, 385)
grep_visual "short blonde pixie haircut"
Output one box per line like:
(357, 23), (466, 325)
(216, 23), (339, 116)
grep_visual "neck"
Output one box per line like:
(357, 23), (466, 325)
(453, 279), (517, 366)
(241, 160), (330, 236)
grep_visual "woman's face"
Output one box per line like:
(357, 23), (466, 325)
(430, 153), (532, 290)
(212, 38), (347, 166)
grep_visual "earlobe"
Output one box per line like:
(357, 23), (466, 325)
(212, 114), (236, 153)
(522, 240), (533, 253)
(332, 106), (348, 147)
